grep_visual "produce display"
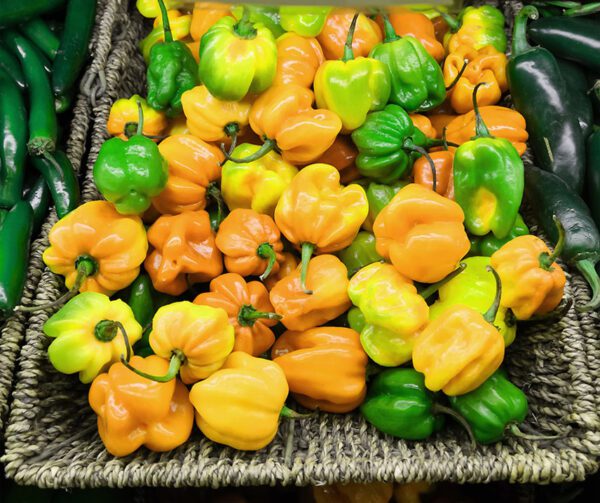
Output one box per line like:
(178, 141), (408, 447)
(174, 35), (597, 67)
(5, 0), (600, 459)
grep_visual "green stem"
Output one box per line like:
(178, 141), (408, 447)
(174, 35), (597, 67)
(472, 83), (493, 139)
(483, 265), (502, 323)
(300, 242), (315, 295)
(341, 13), (359, 62)
(257, 242), (277, 281)
(508, 424), (561, 441)
(234, 6), (257, 39)
(512, 6), (538, 57)
(381, 14), (400, 43)
(441, 127), (449, 151)
(404, 143), (437, 193)
(120, 349), (184, 382)
(280, 405), (314, 419)
(435, 10), (460, 32)
(565, 2), (600, 16)
(575, 259), (600, 312)
(532, 1), (580, 8)
(135, 100), (145, 137)
(237, 304), (281, 327)
(156, 0), (173, 43)
(223, 122), (239, 156)
(432, 404), (476, 450)
(94, 320), (132, 362)
(539, 216), (565, 270)
(445, 59), (468, 91)
(206, 182), (225, 229)
(223, 139), (277, 164)
(419, 263), (467, 300)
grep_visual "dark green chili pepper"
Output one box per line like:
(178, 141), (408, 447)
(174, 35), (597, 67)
(31, 150), (79, 218)
(23, 174), (50, 236)
(20, 18), (60, 60)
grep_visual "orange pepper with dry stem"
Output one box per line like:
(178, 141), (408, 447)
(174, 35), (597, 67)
(144, 210), (223, 295)
(269, 254), (351, 331)
(190, 2), (232, 41)
(274, 33), (325, 88)
(265, 252), (298, 291)
(318, 9), (382, 60)
(152, 134), (223, 215)
(272, 327), (368, 413)
(314, 136), (360, 184)
(413, 149), (455, 199)
(194, 273), (279, 356)
(215, 208), (284, 280)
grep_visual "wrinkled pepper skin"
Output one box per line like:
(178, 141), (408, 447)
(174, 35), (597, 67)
(89, 355), (194, 457)
(348, 262), (429, 367)
(269, 254), (351, 331)
(43, 201), (148, 295)
(280, 6), (331, 37)
(337, 231), (382, 277)
(370, 18), (445, 113)
(429, 257), (516, 346)
(152, 134), (223, 215)
(199, 15), (277, 101)
(144, 210), (223, 295)
(470, 214), (529, 257)
(43, 292), (142, 383)
(149, 301), (234, 384)
(318, 9), (382, 60)
(361, 368), (444, 440)
(409, 113), (437, 139)
(106, 95), (167, 140)
(272, 327), (368, 413)
(181, 85), (252, 143)
(413, 303), (505, 396)
(215, 208), (284, 279)
(449, 370), (528, 444)
(413, 149), (455, 199)
(221, 143), (298, 216)
(194, 273), (278, 356)
(445, 5), (507, 54)
(373, 184), (470, 283)
(189, 351), (289, 450)
(264, 252), (298, 291)
(491, 235), (566, 320)
(273, 33), (325, 88)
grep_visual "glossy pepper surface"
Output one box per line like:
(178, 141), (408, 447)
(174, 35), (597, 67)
(137, 0), (186, 18)
(152, 134), (223, 215)
(43, 292), (142, 383)
(361, 368), (444, 440)
(337, 231), (382, 277)
(409, 113), (437, 139)
(370, 15), (445, 113)
(199, 10), (277, 101)
(453, 86), (524, 239)
(362, 180), (407, 231)
(269, 254), (351, 331)
(190, 2), (231, 41)
(318, 9), (382, 60)
(145, 210), (223, 295)
(429, 256), (516, 347)
(413, 149), (454, 199)
(107, 95), (167, 140)
(89, 355), (194, 457)
(315, 135), (360, 184)
(189, 351), (289, 450)
(146, 0), (197, 117)
(230, 4), (284, 38)
(279, 6), (331, 37)
(470, 214), (529, 257)
(314, 14), (390, 132)
(348, 262), (429, 367)
(140, 9), (192, 61)
(42, 201), (148, 295)
(272, 327), (368, 413)
(194, 273), (279, 356)
(264, 252), (298, 291)
(444, 5), (507, 53)
(273, 33), (325, 88)
(373, 184), (470, 283)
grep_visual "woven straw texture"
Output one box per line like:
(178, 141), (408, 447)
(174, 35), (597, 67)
(2, 0), (600, 489)
(0, 0), (121, 434)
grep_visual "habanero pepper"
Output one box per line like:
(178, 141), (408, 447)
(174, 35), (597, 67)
(139, 9), (192, 61)
(314, 135), (360, 185)
(264, 252), (298, 291)
(279, 6), (331, 37)
(230, 4), (285, 38)
(469, 214), (529, 257)
(136, 0), (187, 18)
(106, 94), (167, 140)
(409, 114), (437, 140)
(190, 2), (231, 41)
(337, 231), (382, 277)
(442, 5), (507, 53)
(413, 138), (455, 199)
(273, 33), (325, 88)
(318, 9), (382, 60)
(362, 180), (407, 231)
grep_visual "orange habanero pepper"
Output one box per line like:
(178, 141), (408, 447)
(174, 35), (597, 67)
(107, 94), (167, 140)
(190, 2), (232, 41)
(314, 135), (360, 184)
(318, 9), (382, 60)
(265, 252), (299, 291)
(144, 210), (223, 295)
(413, 149), (455, 199)
(373, 183), (470, 283)
(194, 273), (280, 356)
(272, 327), (368, 413)
(215, 208), (284, 280)
(274, 33), (325, 88)
(410, 114), (437, 139)
(152, 134), (223, 215)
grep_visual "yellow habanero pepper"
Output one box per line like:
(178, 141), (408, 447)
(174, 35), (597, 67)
(107, 95), (167, 140)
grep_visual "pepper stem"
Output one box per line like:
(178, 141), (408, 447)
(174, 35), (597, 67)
(507, 424), (561, 441)
(221, 122), (239, 157)
(342, 13), (359, 62)
(120, 349), (184, 382)
(135, 100), (145, 137)
(257, 242), (277, 281)
(512, 6), (538, 57)
(381, 14), (400, 43)
(300, 242), (315, 295)
(237, 304), (281, 327)
(419, 263), (467, 300)
(539, 216), (565, 270)
(15, 255), (97, 313)
(432, 404), (476, 450)
(575, 259), (600, 312)
(441, 127), (449, 151)
(445, 59), (468, 91)
(206, 182), (225, 229)
(156, 0), (173, 43)
(483, 265), (502, 323)
(565, 2), (600, 16)
(234, 6), (257, 39)
(434, 9), (460, 32)
(280, 405), (314, 419)
(404, 143), (437, 193)
(94, 320), (132, 362)
(223, 139), (277, 164)
(472, 83), (493, 139)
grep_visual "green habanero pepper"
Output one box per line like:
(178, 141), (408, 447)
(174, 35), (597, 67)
(361, 368), (475, 443)
(279, 6), (331, 37)
(453, 84), (524, 239)
(470, 214), (529, 257)
(93, 102), (168, 216)
(146, 0), (198, 117)
(363, 180), (407, 230)
(199, 7), (277, 101)
(442, 5), (507, 53)
(338, 231), (383, 277)
(370, 15), (445, 113)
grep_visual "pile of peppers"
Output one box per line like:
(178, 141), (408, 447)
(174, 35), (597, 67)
(27, 0), (600, 457)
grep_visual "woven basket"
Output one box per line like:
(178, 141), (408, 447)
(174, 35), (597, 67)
(0, 0), (126, 435)
(3, 0), (600, 488)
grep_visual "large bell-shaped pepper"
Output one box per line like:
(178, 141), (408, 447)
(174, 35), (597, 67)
(370, 15), (445, 113)
(199, 7), (277, 101)
(314, 14), (390, 132)
(146, 0), (197, 117)
(279, 6), (331, 37)
(442, 5), (507, 53)
(453, 85), (524, 239)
